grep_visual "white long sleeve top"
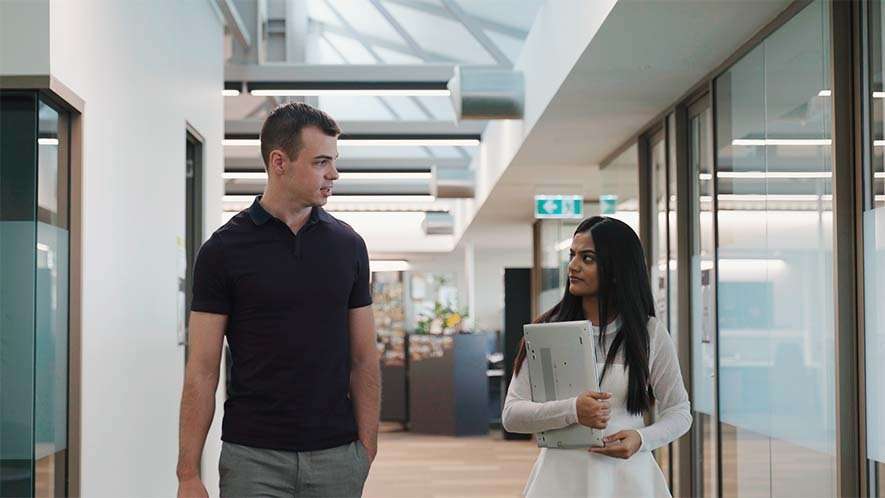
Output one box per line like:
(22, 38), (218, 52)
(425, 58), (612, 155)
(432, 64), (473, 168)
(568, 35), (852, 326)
(501, 316), (691, 452)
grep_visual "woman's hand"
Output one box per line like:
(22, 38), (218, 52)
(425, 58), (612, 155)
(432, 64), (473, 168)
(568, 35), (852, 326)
(576, 391), (611, 429)
(589, 430), (642, 459)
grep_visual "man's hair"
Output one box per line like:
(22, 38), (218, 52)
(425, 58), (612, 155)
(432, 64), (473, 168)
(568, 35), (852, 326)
(260, 102), (341, 169)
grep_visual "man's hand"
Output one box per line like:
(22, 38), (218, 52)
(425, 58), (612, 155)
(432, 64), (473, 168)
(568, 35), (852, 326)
(177, 476), (209, 498)
(588, 430), (642, 459)
(576, 391), (612, 429)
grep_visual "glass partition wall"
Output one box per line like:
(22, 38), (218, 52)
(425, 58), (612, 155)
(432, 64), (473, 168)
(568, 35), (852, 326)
(689, 95), (718, 498)
(1, 91), (72, 497)
(611, 1), (861, 496)
(866, 1), (885, 495)
(716, 3), (837, 496)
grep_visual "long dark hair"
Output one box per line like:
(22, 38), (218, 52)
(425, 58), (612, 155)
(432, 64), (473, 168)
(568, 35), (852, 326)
(513, 216), (656, 415)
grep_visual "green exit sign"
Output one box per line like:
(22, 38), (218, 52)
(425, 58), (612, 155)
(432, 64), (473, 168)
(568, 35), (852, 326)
(534, 195), (584, 219)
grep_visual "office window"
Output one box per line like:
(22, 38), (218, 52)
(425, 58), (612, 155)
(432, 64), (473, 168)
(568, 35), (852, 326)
(715, 2), (836, 497)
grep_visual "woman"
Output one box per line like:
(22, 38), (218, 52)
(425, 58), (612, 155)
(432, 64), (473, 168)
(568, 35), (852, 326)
(502, 216), (691, 498)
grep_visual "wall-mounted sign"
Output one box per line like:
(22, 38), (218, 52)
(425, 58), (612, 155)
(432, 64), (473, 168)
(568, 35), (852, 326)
(534, 195), (584, 219)
(600, 194), (618, 215)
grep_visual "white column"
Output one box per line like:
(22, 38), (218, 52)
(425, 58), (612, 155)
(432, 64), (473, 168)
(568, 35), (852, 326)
(285, 0), (308, 63)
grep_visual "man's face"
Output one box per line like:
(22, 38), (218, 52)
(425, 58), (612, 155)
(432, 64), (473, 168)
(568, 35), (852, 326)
(270, 126), (339, 206)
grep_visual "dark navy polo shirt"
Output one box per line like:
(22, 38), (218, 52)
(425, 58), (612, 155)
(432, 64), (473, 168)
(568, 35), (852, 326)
(191, 196), (372, 451)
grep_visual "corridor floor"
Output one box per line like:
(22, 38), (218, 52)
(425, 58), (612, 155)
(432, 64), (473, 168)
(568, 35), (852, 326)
(363, 424), (538, 498)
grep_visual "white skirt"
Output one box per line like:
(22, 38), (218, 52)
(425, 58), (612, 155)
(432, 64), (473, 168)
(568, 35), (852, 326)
(523, 447), (670, 498)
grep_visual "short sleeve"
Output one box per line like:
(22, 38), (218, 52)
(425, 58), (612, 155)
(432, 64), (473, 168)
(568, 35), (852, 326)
(190, 235), (232, 315)
(348, 234), (372, 309)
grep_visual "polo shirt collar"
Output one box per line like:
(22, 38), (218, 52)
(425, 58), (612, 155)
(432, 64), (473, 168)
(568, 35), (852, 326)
(315, 206), (335, 224)
(248, 196), (273, 225)
(248, 195), (334, 226)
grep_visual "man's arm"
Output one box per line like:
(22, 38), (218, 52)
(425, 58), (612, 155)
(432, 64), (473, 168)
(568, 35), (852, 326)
(177, 311), (226, 495)
(348, 305), (381, 463)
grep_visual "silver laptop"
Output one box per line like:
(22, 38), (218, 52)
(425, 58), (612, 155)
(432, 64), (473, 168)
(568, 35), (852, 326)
(523, 320), (605, 448)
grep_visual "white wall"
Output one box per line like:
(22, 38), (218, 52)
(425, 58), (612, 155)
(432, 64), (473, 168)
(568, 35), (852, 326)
(473, 248), (532, 331)
(46, 1), (225, 496)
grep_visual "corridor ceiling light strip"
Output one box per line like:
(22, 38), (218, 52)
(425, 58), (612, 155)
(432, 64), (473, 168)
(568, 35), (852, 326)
(224, 138), (261, 146)
(223, 194), (436, 203)
(223, 172), (267, 180)
(712, 171), (833, 180)
(716, 194), (830, 202)
(339, 172), (432, 180)
(223, 206), (446, 215)
(38, 138), (59, 146)
(222, 89), (241, 97)
(338, 138), (480, 147)
(328, 195), (436, 202)
(224, 138), (481, 147)
(250, 89), (451, 97)
(369, 260), (410, 272)
(819, 90), (885, 98)
(732, 139), (832, 146)
(222, 172), (433, 181)
(324, 205), (449, 213)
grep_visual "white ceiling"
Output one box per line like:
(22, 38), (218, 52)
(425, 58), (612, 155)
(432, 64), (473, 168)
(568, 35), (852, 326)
(458, 0), (792, 254)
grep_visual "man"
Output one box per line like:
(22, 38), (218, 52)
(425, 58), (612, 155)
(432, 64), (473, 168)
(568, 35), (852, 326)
(177, 102), (380, 498)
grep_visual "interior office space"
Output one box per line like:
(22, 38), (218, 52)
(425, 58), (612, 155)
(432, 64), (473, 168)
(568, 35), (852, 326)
(3, 1), (885, 498)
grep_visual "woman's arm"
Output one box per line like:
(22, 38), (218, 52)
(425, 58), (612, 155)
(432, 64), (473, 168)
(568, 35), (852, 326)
(501, 359), (579, 434)
(636, 319), (693, 451)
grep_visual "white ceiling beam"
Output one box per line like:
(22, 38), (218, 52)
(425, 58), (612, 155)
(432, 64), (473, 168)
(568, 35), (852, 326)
(216, 0), (252, 50)
(225, 157), (470, 172)
(314, 21), (456, 63)
(381, 0), (528, 40)
(226, 119), (486, 136)
(441, 0), (511, 66)
(225, 178), (431, 196)
(316, 31), (403, 120)
(322, 0), (383, 60)
(225, 63), (455, 84)
(368, 0), (435, 62)
(321, 0), (438, 123)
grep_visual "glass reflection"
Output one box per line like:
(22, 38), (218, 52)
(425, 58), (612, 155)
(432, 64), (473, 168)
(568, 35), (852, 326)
(866, 2), (885, 493)
(35, 100), (69, 498)
(716, 2), (835, 497)
(649, 129), (672, 482)
(691, 102), (717, 497)
(599, 143), (640, 234)
(537, 219), (579, 314)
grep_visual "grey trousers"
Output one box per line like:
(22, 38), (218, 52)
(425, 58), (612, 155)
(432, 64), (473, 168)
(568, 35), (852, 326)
(219, 441), (370, 498)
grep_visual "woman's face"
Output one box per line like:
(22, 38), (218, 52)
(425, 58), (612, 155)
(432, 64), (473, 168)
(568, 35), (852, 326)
(567, 231), (599, 297)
